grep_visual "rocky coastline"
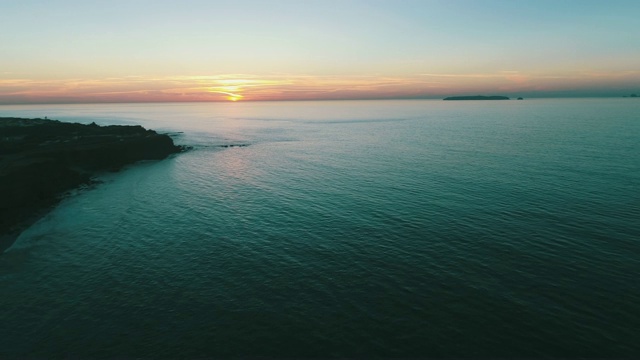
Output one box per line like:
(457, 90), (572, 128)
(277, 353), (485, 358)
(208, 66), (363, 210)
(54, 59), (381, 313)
(0, 117), (184, 252)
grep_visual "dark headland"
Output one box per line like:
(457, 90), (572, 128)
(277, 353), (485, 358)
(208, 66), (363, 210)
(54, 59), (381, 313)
(0, 117), (184, 252)
(443, 95), (510, 100)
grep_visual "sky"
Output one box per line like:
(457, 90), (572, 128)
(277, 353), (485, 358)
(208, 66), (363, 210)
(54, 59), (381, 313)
(1, 0), (639, 103)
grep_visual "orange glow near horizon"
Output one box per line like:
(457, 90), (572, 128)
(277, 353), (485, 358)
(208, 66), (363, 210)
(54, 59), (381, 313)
(1, 71), (639, 104)
(208, 83), (245, 102)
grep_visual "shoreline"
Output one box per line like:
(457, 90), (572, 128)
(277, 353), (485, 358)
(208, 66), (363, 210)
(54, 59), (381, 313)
(0, 117), (185, 253)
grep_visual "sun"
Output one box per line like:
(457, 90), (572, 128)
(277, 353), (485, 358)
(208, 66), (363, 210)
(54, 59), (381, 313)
(208, 83), (245, 101)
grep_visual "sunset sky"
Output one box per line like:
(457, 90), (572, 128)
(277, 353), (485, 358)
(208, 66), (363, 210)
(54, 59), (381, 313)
(1, 0), (639, 103)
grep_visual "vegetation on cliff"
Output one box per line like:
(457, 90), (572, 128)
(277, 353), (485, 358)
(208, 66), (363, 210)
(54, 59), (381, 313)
(0, 117), (183, 249)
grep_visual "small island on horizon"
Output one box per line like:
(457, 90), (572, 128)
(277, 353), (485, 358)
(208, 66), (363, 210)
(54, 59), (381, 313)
(0, 117), (184, 252)
(443, 95), (510, 101)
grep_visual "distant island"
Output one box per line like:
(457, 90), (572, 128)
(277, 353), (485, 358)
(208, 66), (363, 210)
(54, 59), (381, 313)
(0, 117), (184, 252)
(443, 95), (510, 100)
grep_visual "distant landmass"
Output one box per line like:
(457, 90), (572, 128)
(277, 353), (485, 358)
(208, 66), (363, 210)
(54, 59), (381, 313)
(0, 117), (184, 252)
(443, 95), (510, 101)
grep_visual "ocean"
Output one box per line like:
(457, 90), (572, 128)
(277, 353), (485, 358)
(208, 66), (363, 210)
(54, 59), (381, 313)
(1, 99), (639, 357)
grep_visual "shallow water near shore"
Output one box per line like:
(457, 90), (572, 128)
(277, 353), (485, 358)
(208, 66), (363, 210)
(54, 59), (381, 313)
(1, 99), (639, 357)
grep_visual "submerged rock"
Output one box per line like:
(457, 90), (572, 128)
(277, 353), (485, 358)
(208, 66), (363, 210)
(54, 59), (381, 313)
(0, 117), (184, 250)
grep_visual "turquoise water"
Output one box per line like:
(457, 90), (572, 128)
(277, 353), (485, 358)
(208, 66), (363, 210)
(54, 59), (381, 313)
(1, 99), (639, 357)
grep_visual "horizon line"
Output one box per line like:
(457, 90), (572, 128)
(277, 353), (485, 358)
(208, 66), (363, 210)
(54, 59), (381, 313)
(1, 94), (637, 106)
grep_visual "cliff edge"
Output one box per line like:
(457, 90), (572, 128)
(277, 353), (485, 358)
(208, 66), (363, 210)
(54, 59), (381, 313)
(0, 117), (184, 251)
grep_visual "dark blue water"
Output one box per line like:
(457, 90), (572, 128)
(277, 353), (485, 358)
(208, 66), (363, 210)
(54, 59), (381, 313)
(1, 99), (639, 357)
